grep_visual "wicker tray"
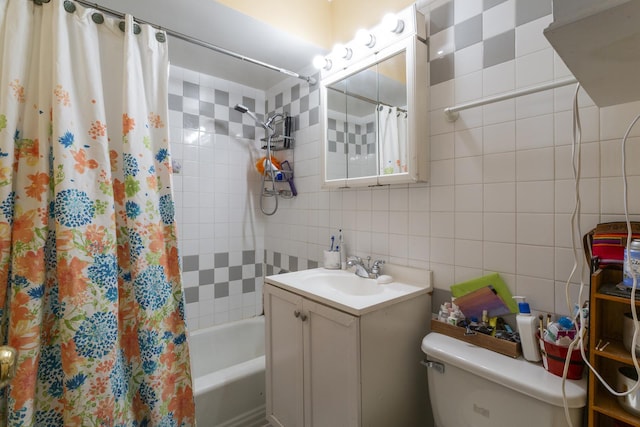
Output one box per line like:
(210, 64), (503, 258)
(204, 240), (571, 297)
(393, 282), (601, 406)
(431, 319), (522, 358)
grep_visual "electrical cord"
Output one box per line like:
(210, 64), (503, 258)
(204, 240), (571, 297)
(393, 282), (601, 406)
(563, 83), (640, 427)
(559, 83), (583, 427)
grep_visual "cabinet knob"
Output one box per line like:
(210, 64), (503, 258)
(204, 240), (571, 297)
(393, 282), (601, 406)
(293, 310), (308, 321)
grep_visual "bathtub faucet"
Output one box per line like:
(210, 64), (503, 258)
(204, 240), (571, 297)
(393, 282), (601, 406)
(346, 256), (385, 279)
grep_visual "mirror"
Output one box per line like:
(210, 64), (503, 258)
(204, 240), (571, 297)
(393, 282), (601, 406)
(321, 32), (428, 187)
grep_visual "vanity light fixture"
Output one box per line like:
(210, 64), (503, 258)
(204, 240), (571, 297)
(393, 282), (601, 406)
(314, 6), (419, 75)
(355, 29), (376, 48)
(313, 55), (332, 70)
(382, 12), (404, 33)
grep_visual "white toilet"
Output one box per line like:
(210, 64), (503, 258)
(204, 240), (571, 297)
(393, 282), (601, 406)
(421, 332), (588, 427)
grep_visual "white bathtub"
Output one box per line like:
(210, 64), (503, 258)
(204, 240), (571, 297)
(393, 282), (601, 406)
(189, 316), (266, 427)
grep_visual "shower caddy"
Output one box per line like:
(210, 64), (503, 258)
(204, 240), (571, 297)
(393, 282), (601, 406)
(259, 113), (297, 215)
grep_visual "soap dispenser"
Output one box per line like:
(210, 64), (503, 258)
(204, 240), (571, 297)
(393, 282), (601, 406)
(513, 296), (542, 362)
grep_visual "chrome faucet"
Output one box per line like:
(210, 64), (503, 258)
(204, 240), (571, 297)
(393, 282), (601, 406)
(346, 256), (385, 279)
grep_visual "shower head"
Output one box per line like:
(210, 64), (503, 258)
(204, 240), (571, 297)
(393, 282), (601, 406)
(234, 103), (267, 130)
(265, 112), (284, 129)
(234, 104), (249, 114)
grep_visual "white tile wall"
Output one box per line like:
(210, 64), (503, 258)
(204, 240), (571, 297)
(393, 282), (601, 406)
(169, 65), (265, 331)
(253, 2), (640, 318)
(515, 15), (554, 58)
(454, 0), (481, 25)
(454, 43), (483, 77)
(483, 0), (515, 40)
(147, 1), (640, 324)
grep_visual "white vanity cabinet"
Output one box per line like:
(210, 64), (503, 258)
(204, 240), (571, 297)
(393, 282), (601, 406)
(265, 284), (360, 427)
(264, 270), (431, 427)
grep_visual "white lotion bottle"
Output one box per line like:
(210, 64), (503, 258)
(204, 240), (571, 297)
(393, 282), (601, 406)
(514, 296), (542, 362)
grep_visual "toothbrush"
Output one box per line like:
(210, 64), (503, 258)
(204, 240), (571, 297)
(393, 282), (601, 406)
(330, 236), (335, 251)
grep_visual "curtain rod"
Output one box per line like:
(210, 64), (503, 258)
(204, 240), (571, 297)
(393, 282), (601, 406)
(444, 76), (577, 122)
(326, 87), (407, 113)
(72, 0), (317, 85)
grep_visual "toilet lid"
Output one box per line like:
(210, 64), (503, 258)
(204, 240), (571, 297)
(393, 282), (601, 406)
(421, 332), (587, 408)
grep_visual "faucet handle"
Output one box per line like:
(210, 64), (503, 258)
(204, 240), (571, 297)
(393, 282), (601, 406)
(346, 256), (362, 265)
(371, 259), (385, 275)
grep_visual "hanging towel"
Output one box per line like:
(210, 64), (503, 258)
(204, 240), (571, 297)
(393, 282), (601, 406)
(398, 110), (408, 172)
(378, 105), (400, 174)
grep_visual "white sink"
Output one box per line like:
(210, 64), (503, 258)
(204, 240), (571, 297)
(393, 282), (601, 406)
(303, 272), (382, 296)
(265, 266), (432, 315)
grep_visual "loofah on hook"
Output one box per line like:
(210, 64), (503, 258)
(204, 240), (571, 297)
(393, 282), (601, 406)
(255, 155), (281, 176)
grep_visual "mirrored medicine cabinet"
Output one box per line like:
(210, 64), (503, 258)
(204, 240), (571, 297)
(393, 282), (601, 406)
(319, 10), (429, 188)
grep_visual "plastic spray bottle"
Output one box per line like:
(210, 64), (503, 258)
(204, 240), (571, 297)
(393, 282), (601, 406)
(513, 296), (542, 362)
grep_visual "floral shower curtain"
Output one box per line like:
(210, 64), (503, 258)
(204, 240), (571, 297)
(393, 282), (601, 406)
(0, 0), (195, 425)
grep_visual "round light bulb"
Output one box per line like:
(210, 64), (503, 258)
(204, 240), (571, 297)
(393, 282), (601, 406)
(355, 28), (376, 48)
(332, 43), (352, 60)
(382, 13), (405, 33)
(312, 55), (332, 70)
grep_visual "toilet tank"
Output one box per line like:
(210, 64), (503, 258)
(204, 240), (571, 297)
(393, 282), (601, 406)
(421, 333), (587, 427)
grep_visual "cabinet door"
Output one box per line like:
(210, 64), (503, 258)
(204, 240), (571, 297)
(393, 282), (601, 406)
(265, 284), (304, 427)
(303, 299), (360, 427)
